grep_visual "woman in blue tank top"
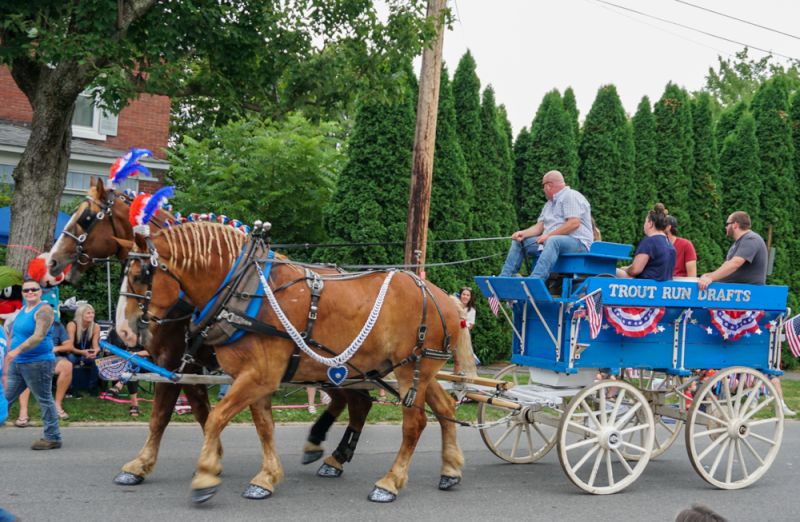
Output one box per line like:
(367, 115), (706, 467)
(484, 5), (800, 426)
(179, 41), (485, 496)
(2, 278), (61, 448)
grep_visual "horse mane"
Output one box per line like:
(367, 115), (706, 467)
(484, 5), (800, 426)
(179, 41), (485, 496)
(159, 222), (292, 272)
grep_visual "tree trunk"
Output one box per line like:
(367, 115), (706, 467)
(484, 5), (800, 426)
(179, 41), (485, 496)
(7, 60), (85, 273)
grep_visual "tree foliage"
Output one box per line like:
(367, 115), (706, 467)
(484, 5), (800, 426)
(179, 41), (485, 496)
(632, 96), (657, 216)
(719, 112), (761, 224)
(688, 92), (725, 273)
(578, 85), (635, 245)
(166, 113), (345, 249)
(563, 87), (581, 141)
(715, 102), (748, 156)
(512, 127), (532, 218)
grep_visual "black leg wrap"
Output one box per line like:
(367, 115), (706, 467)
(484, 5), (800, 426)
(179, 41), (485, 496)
(402, 387), (417, 408)
(308, 410), (336, 445)
(332, 427), (360, 465)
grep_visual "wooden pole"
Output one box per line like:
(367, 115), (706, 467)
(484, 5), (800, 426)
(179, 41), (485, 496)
(403, 0), (447, 278)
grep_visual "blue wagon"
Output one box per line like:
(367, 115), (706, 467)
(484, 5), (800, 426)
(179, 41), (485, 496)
(466, 242), (787, 494)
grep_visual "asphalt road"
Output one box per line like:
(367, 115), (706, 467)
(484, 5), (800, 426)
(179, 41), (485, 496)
(1, 421), (797, 522)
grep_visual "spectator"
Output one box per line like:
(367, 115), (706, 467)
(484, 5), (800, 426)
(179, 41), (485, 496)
(66, 304), (102, 397)
(666, 216), (697, 277)
(616, 203), (676, 281)
(104, 327), (148, 418)
(16, 321), (76, 424)
(591, 217), (602, 242)
(452, 287), (476, 375)
(306, 387), (331, 414)
(675, 503), (728, 522)
(0, 320), (8, 428)
(2, 278), (62, 449)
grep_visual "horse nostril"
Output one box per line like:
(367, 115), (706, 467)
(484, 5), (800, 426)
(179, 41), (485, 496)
(48, 259), (56, 268)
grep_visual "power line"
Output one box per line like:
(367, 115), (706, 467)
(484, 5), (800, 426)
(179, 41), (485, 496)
(673, 0), (800, 42)
(584, 0), (732, 58)
(595, 0), (799, 61)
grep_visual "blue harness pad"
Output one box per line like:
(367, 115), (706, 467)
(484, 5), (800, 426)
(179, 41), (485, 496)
(194, 247), (247, 324)
(223, 250), (275, 345)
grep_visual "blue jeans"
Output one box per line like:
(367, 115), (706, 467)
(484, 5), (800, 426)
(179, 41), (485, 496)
(0, 508), (18, 522)
(4, 359), (62, 442)
(499, 235), (588, 279)
(67, 353), (99, 389)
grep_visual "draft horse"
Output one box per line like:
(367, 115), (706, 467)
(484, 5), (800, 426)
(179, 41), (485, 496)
(46, 179), (392, 489)
(117, 222), (475, 503)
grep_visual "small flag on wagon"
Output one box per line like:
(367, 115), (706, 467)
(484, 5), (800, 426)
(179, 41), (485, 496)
(605, 306), (665, 337)
(488, 297), (500, 317)
(586, 291), (603, 339)
(785, 314), (800, 358)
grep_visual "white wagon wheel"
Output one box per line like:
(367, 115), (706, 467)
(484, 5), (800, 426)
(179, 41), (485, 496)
(557, 380), (655, 494)
(619, 370), (686, 460)
(477, 364), (559, 464)
(685, 367), (784, 489)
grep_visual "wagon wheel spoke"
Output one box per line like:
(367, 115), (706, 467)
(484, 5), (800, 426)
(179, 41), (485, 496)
(581, 399), (602, 431)
(736, 440), (748, 480)
(565, 437), (598, 452)
(725, 439), (735, 484)
(657, 418), (677, 434)
(572, 443), (600, 474)
(599, 393), (609, 427)
(697, 432), (729, 462)
(620, 440), (646, 454)
(613, 448), (634, 475)
(695, 409), (729, 426)
(525, 423), (535, 456)
(493, 423), (518, 447)
(709, 438), (731, 478)
(748, 418), (780, 428)
(532, 422), (550, 443)
(743, 395), (774, 421)
(567, 420), (597, 438)
(510, 424), (523, 459)
(740, 437), (765, 466)
(733, 373), (746, 416)
(619, 424), (649, 436)
(613, 401), (642, 429)
(708, 394), (732, 423)
(747, 432), (778, 446)
(587, 448), (605, 488)
(722, 378), (736, 419)
(738, 385), (761, 418)
(605, 448), (614, 487)
(610, 389), (627, 420)
(694, 427), (727, 439)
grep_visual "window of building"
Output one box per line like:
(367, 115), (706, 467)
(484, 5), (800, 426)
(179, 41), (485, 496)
(71, 91), (118, 141)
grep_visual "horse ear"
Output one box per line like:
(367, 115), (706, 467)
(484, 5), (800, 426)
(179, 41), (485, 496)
(114, 238), (134, 250)
(89, 175), (96, 187)
(96, 177), (106, 197)
(133, 234), (149, 252)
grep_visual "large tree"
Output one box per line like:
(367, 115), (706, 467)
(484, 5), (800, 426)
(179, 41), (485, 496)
(632, 96), (657, 216)
(719, 112), (761, 225)
(0, 0), (441, 271)
(578, 84), (636, 245)
(563, 87), (581, 141)
(688, 93), (725, 273)
(653, 83), (694, 233)
(750, 76), (799, 306)
(512, 127), (532, 217)
(715, 102), (748, 156)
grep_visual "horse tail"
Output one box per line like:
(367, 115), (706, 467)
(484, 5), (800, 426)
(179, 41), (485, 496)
(449, 295), (477, 377)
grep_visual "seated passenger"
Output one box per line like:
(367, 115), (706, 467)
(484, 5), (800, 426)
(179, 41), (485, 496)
(666, 216), (697, 277)
(698, 211), (766, 290)
(616, 203), (676, 281)
(499, 170), (593, 279)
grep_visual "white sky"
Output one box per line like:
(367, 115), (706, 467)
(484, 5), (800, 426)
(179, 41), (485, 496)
(411, 0), (800, 137)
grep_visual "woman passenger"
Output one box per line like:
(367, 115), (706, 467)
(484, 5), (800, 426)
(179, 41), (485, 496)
(616, 203), (676, 281)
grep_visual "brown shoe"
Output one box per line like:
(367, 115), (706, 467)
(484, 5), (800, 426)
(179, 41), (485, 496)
(31, 438), (62, 450)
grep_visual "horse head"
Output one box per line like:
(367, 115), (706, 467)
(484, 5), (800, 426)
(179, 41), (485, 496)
(48, 177), (133, 282)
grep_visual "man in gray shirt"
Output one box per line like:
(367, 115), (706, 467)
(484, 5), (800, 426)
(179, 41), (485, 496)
(698, 211), (767, 290)
(499, 171), (593, 279)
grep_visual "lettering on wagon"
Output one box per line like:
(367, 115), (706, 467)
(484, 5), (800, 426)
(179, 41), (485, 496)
(607, 284), (750, 302)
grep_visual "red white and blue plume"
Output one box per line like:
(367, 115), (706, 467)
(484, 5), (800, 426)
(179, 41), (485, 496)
(110, 149), (153, 187)
(128, 186), (176, 234)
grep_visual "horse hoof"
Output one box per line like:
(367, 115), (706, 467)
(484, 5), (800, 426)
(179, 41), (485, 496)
(242, 484), (272, 499)
(190, 485), (220, 504)
(368, 486), (396, 503)
(302, 450), (324, 465)
(114, 472), (145, 486)
(438, 475), (461, 490)
(317, 463), (343, 478)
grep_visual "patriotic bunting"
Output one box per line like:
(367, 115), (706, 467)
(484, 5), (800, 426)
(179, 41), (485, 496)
(488, 297), (499, 317)
(605, 306), (666, 338)
(709, 309), (764, 341)
(586, 291), (603, 339)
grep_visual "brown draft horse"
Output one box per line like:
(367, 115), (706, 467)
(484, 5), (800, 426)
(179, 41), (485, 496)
(117, 222), (476, 503)
(46, 179), (435, 490)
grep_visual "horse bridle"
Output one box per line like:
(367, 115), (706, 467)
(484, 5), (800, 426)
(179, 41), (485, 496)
(61, 190), (127, 265)
(119, 238), (187, 344)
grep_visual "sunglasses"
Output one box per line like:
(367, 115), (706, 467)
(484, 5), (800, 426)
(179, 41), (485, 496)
(461, 287), (472, 292)
(724, 221), (736, 227)
(22, 288), (41, 293)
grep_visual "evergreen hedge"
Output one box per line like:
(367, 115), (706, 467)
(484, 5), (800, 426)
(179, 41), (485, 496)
(632, 96), (657, 219)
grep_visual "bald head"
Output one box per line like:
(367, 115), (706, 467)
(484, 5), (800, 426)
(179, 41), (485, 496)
(542, 171), (566, 200)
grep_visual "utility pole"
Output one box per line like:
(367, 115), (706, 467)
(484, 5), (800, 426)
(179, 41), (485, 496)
(403, 0), (447, 279)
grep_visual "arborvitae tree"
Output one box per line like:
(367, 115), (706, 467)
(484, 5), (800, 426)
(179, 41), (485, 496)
(688, 92), (725, 273)
(653, 83), (693, 232)
(578, 84), (636, 244)
(789, 90), (800, 189)
(498, 104), (514, 155)
(715, 101), (748, 156)
(719, 112), (761, 224)
(751, 76), (799, 309)
(632, 96), (658, 215)
(563, 87), (581, 141)
(512, 127), (532, 217)
(521, 90), (579, 227)
(319, 70), (417, 266)
(452, 52), (511, 362)
(425, 64), (472, 293)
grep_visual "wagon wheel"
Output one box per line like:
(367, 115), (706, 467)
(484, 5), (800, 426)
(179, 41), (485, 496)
(557, 380), (654, 494)
(477, 365), (559, 464)
(685, 367), (784, 489)
(618, 370), (686, 460)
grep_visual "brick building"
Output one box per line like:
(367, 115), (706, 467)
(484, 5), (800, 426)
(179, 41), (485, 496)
(0, 66), (169, 205)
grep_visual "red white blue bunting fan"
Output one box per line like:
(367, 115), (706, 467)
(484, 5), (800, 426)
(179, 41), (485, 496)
(709, 309), (764, 341)
(604, 307), (666, 338)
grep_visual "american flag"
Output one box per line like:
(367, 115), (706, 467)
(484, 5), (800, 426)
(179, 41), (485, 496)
(586, 291), (603, 339)
(488, 297), (500, 317)
(785, 314), (800, 358)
